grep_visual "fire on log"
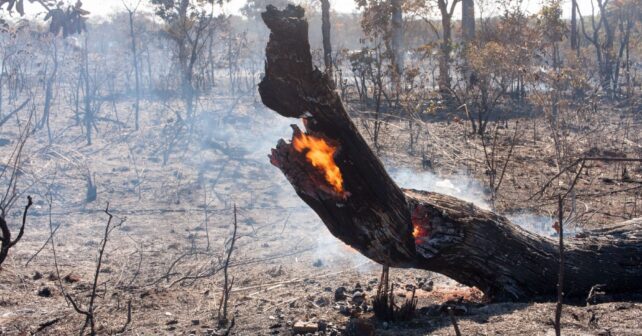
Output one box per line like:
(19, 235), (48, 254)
(259, 5), (642, 302)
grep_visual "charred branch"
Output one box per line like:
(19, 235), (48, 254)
(0, 195), (32, 268)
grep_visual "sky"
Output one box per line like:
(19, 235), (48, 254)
(21, 0), (595, 19)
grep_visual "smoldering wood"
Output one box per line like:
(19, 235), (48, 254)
(259, 5), (642, 302)
(261, 5), (416, 266)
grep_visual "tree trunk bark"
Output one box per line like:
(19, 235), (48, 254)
(461, 0), (475, 43)
(320, 0), (333, 79)
(437, 0), (451, 94)
(259, 5), (642, 302)
(128, 9), (141, 131)
(570, 0), (578, 51)
(390, 0), (404, 77)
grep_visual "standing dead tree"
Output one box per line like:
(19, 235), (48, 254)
(67, 203), (126, 335)
(217, 204), (238, 329)
(0, 113), (33, 268)
(480, 122), (519, 209)
(151, 0), (226, 120)
(122, 0), (143, 131)
(320, 0), (332, 79)
(259, 5), (642, 302)
(0, 196), (32, 268)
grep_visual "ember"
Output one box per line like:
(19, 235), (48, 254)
(412, 223), (428, 244)
(411, 206), (430, 244)
(292, 133), (344, 193)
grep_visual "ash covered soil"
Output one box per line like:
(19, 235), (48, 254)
(1, 96), (641, 335)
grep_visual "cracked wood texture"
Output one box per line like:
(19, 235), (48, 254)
(259, 5), (642, 302)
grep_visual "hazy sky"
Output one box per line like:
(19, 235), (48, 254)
(22, 0), (594, 19)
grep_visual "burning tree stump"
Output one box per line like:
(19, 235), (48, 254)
(259, 5), (642, 302)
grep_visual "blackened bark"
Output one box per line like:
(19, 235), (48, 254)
(260, 5), (416, 266)
(570, 0), (578, 51)
(320, 0), (333, 78)
(437, 0), (452, 93)
(461, 0), (474, 42)
(390, 0), (404, 77)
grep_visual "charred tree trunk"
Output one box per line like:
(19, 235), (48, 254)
(390, 0), (404, 78)
(259, 5), (642, 302)
(570, 0), (578, 52)
(461, 0), (475, 43)
(437, 0), (453, 94)
(126, 6), (141, 131)
(320, 0), (332, 79)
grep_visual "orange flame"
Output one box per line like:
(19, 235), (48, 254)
(412, 222), (428, 244)
(292, 133), (344, 193)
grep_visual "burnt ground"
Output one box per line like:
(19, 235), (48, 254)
(0, 95), (641, 335)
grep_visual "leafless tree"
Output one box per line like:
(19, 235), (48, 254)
(122, 0), (143, 130)
(67, 203), (126, 335)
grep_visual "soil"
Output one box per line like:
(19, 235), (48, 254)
(0, 95), (641, 335)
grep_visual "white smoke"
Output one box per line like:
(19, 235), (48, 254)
(389, 167), (491, 210)
(313, 230), (376, 272)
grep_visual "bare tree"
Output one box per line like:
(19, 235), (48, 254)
(151, 0), (228, 120)
(437, 0), (460, 94)
(462, 0), (475, 42)
(122, 0), (142, 130)
(218, 204), (238, 327)
(578, 0), (616, 97)
(390, 0), (404, 77)
(320, 0), (333, 78)
(67, 203), (126, 336)
(570, 0), (579, 51)
(0, 196), (32, 268)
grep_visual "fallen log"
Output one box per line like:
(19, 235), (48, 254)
(259, 5), (642, 302)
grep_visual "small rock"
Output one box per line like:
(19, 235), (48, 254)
(334, 287), (347, 301)
(318, 320), (328, 332)
(345, 318), (375, 336)
(166, 319), (178, 325)
(339, 305), (352, 316)
(312, 259), (323, 267)
(442, 304), (468, 316)
(63, 273), (81, 283)
(191, 320), (200, 325)
(405, 284), (415, 291)
(352, 292), (365, 305)
(419, 304), (442, 317)
(37, 287), (52, 297)
(293, 321), (318, 334)
(315, 297), (329, 307)
(420, 280), (434, 292)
